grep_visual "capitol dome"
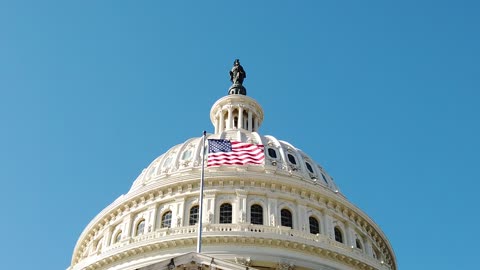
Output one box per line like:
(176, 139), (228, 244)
(68, 62), (396, 270)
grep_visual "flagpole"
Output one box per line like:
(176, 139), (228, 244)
(196, 130), (207, 253)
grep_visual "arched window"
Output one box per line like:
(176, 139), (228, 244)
(334, 226), (343, 243)
(309, 216), (320, 234)
(321, 173), (328, 184)
(189, 205), (199, 225)
(305, 162), (314, 173)
(219, 203), (232, 224)
(287, 154), (297, 165)
(181, 149), (192, 161)
(161, 211), (172, 228)
(281, 209), (293, 228)
(163, 156), (173, 167)
(135, 220), (145, 236)
(356, 238), (363, 250)
(114, 231), (122, 243)
(250, 204), (263, 225)
(268, 148), (277, 158)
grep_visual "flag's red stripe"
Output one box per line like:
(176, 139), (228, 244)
(208, 156), (264, 161)
(208, 159), (264, 166)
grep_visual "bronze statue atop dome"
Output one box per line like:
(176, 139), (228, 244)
(229, 59), (246, 85)
(228, 59), (247, 95)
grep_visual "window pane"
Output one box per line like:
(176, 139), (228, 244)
(287, 154), (296, 165)
(321, 173), (328, 184)
(189, 205), (199, 225)
(281, 209), (293, 228)
(334, 227), (343, 243)
(268, 148), (277, 158)
(305, 162), (314, 173)
(163, 156), (172, 167)
(136, 220), (145, 236)
(220, 203), (232, 224)
(182, 149), (192, 160)
(356, 239), (362, 249)
(250, 204), (263, 225)
(161, 211), (172, 228)
(146, 167), (156, 179)
(309, 217), (319, 234)
(115, 231), (122, 243)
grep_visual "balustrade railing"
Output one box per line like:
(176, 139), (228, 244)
(100, 223), (386, 268)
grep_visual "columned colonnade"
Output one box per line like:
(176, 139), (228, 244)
(90, 189), (377, 261)
(211, 95), (263, 134)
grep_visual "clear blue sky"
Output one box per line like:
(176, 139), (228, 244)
(1, 1), (479, 269)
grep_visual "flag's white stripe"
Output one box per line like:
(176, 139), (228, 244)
(232, 145), (264, 151)
(232, 148), (264, 154)
(232, 142), (263, 148)
(208, 155), (265, 162)
(208, 157), (264, 162)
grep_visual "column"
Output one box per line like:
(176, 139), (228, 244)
(320, 211), (327, 234)
(345, 223), (353, 247)
(365, 239), (374, 256)
(174, 198), (185, 227)
(267, 197), (278, 226)
(324, 214), (333, 239)
(236, 189), (247, 223)
(227, 107), (233, 130)
(248, 111), (253, 132)
(254, 117), (259, 132)
(297, 204), (307, 231)
(104, 226), (113, 247)
(146, 206), (156, 232)
(204, 192), (216, 223)
(238, 107), (244, 129)
(219, 111), (225, 133)
(125, 213), (134, 238)
(152, 205), (160, 230)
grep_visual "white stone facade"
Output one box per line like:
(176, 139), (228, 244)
(68, 92), (396, 270)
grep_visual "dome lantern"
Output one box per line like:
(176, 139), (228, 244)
(210, 94), (264, 134)
(210, 60), (263, 134)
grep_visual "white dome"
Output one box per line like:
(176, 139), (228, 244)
(69, 77), (396, 270)
(130, 130), (339, 194)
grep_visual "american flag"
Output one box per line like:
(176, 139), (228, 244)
(207, 139), (265, 167)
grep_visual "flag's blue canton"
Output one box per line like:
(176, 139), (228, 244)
(208, 139), (232, 153)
